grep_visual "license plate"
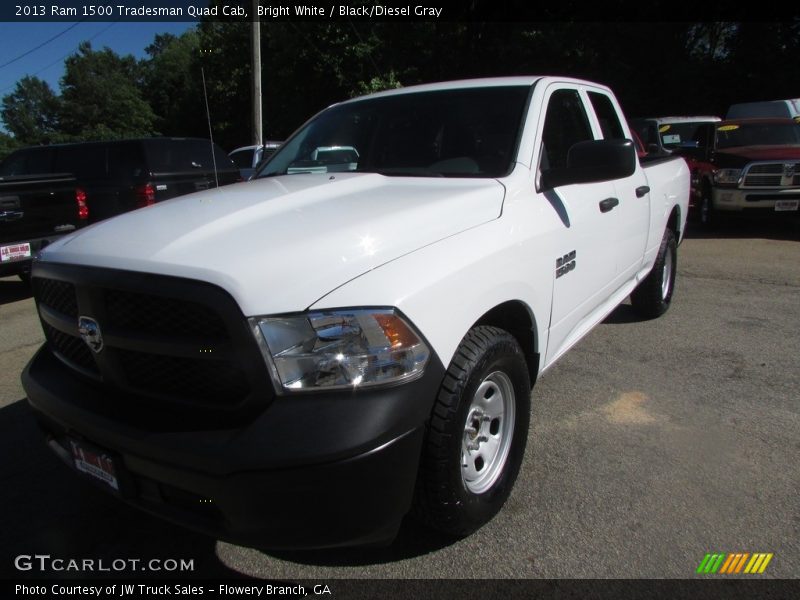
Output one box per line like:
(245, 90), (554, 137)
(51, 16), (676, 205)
(775, 200), (799, 212)
(69, 439), (120, 492)
(0, 242), (31, 263)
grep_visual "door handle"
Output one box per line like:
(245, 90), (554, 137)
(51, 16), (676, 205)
(598, 197), (619, 213)
(635, 185), (650, 198)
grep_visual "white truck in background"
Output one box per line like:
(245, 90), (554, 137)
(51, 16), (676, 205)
(23, 77), (689, 549)
(726, 98), (800, 120)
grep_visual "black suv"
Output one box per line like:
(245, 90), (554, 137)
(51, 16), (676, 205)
(1, 138), (240, 280)
(0, 138), (241, 223)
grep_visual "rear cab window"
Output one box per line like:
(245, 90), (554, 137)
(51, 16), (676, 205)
(142, 139), (236, 173)
(0, 147), (54, 177)
(53, 144), (108, 179)
(588, 92), (626, 140)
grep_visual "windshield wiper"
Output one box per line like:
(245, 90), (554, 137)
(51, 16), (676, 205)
(374, 168), (444, 177)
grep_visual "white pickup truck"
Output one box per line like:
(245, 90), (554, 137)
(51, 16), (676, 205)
(22, 77), (689, 549)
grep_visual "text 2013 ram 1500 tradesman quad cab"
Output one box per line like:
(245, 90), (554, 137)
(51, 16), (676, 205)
(22, 77), (689, 549)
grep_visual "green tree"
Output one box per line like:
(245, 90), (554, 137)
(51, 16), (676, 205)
(142, 29), (206, 138)
(59, 42), (156, 140)
(0, 131), (20, 161)
(195, 19), (251, 150)
(724, 21), (800, 105)
(1, 76), (61, 144)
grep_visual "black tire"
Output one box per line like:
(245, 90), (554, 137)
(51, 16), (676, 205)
(630, 228), (677, 319)
(413, 326), (531, 536)
(699, 190), (716, 229)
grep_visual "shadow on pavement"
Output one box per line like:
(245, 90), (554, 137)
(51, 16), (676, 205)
(0, 277), (32, 306)
(602, 302), (643, 325)
(0, 399), (251, 580)
(267, 517), (456, 567)
(0, 398), (456, 575)
(683, 215), (799, 242)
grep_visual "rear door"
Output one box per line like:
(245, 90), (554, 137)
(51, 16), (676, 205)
(586, 89), (650, 280)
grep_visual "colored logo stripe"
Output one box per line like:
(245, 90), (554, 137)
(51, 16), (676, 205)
(697, 553), (773, 574)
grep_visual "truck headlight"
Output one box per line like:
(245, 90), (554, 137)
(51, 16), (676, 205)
(251, 309), (430, 392)
(713, 168), (742, 185)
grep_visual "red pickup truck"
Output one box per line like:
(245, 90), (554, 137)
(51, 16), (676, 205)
(673, 118), (800, 226)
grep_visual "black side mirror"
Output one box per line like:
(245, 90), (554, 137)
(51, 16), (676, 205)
(542, 139), (636, 189)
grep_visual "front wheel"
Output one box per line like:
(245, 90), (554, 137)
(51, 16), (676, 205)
(700, 192), (716, 228)
(413, 326), (531, 536)
(630, 228), (677, 319)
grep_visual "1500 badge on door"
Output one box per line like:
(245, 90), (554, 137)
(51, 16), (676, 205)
(556, 250), (576, 278)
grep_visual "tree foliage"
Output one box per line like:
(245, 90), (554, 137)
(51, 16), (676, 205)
(0, 131), (20, 161)
(1, 76), (61, 144)
(142, 30), (205, 138)
(59, 42), (156, 140)
(1, 19), (799, 151)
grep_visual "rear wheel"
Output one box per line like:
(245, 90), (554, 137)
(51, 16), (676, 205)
(630, 228), (677, 318)
(413, 326), (531, 536)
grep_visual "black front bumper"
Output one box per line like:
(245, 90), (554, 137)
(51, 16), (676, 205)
(22, 346), (445, 550)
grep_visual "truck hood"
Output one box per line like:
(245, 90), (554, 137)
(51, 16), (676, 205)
(40, 173), (505, 315)
(715, 145), (800, 167)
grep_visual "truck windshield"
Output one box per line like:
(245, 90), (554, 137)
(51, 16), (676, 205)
(254, 86), (530, 179)
(716, 122), (800, 149)
(658, 122), (708, 150)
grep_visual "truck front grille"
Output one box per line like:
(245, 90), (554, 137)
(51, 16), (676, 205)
(118, 349), (250, 406)
(42, 322), (98, 375)
(106, 289), (228, 339)
(32, 265), (272, 414)
(742, 163), (799, 188)
(34, 278), (78, 318)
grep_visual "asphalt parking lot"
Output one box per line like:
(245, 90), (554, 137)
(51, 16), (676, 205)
(0, 219), (798, 581)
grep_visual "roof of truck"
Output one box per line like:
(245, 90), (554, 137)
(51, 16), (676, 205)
(341, 76), (612, 103)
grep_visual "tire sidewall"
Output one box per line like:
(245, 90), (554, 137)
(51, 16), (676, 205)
(701, 192), (713, 227)
(446, 338), (530, 529)
(661, 231), (677, 307)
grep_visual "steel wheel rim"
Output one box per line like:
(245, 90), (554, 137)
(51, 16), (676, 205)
(461, 370), (516, 494)
(661, 247), (673, 300)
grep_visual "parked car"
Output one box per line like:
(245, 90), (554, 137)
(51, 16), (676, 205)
(630, 116), (721, 155)
(727, 99), (800, 120)
(229, 142), (282, 179)
(22, 77), (689, 549)
(673, 118), (800, 226)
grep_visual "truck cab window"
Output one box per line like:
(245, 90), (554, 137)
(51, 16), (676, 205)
(588, 92), (625, 139)
(0, 148), (52, 176)
(541, 89), (593, 171)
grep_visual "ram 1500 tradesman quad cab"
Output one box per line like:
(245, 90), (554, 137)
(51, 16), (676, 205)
(22, 77), (689, 549)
